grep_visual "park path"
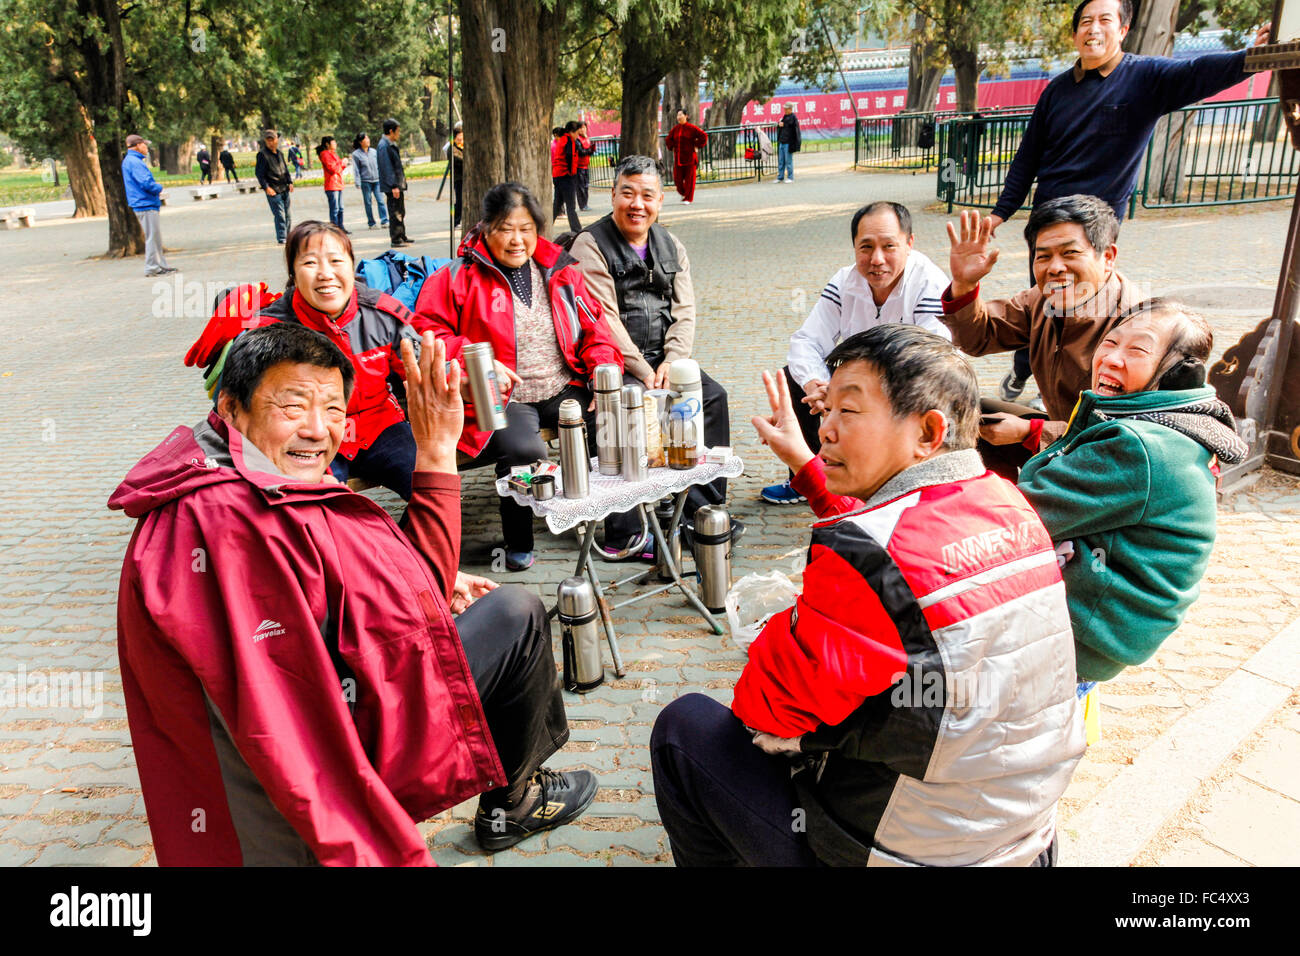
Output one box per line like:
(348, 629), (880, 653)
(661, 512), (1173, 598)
(0, 149), (1296, 866)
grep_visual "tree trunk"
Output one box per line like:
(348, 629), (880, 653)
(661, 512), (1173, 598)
(905, 14), (942, 112)
(1253, 72), (1282, 143)
(76, 0), (143, 257)
(159, 143), (181, 175)
(459, 0), (566, 235)
(662, 65), (701, 130)
(619, 31), (664, 160)
(1122, 0), (1178, 56)
(63, 104), (106, 218)
(950, 44), (979, 112)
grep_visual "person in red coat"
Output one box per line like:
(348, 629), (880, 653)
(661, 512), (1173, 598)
(315, 136), (349, 231)
(414, 182), (623, 569)
(110, 322), (598, 864)
(665, 109), (708, 204)
(575, 121), (596, 210)
(551, 124), (581, 232)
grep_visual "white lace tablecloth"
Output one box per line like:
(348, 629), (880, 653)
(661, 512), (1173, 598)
(495, 455), (745, 534)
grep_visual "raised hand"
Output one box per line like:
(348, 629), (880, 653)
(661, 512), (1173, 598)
(400, 331), (463, 474)
(946, 209), (1000, 298)
(751, 369), (815, 475)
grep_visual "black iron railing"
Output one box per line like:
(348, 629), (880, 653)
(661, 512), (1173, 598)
(586, 124), (780, 189)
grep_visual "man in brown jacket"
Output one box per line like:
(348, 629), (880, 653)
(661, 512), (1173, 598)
(942, 194), (1141, 474)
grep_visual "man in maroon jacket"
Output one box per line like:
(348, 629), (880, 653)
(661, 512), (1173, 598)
(110, 323), (595, 865)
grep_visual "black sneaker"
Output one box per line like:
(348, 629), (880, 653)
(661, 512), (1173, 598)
(474, 768), (598, 852)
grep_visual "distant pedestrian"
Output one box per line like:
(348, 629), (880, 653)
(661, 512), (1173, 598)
(351, 132), (388, 229)
(255, 129), (295, 244)
(551, 123), (580, 233)
(196, 144), (213, 185)
(121, 133), (176, 277)
(377, 118), (411, 246)
(316, 135), (349, 231)
(219, 146), (238, 183)
(664, 109), (707, 204)
(776, 104), (800, 183)
(450, 126), (464, 228)
(287, 141), (304, 180)
(575, 122), (595, 210)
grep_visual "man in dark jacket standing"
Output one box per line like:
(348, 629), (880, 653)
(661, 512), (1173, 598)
(196, 144), (213, 184)
(377, 118), (412, 247)
(776, 103), (801, 183)
(219, 145), (238, 182)
(255, 129), (294, 243)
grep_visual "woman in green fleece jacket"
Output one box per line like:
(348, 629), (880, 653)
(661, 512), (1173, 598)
(1016, 300), (1248, 682)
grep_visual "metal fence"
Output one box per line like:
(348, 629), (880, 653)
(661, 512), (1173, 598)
(854, 107), (1034, 173)
(1140, 98), (1299, 209)
(934, 97), (1298, 214)
(586, 124), (780, 190)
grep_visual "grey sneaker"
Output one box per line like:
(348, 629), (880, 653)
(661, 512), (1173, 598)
(999, 371), (1027, 402)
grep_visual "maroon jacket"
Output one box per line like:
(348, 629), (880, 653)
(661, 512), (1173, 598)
(109, 413), (503, 866)
(412, 233), (623, 458)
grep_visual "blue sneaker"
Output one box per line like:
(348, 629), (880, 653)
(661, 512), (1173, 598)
(505, 550), (535, 571)
(760, 480), (806, 505)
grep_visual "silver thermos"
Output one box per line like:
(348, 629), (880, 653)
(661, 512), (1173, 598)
(557, 399), (589, 499)
(594, 364), (624, 476)
(462, 341), (508, 431)
(558, 577), (604, 693)
(620, 383), (648, 482)
(692, 505), (734, 613)
(653, 498), (682, 582)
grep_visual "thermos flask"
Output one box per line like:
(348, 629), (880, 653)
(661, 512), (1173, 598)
(668, 359), (706, 449)
(593, 364), (624, 476)
(692, 505), (734, 613)
(620, 383), (648, 482)
(558, 577), (604, 693)
(463, 342), (508, 431)
(557, 399), (590, 499)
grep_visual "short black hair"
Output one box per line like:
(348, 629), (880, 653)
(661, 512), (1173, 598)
(612, 154), (664, 189)
(479, 182), (546, 235)
(1072, 0), (1133, 32)
(382, 118), (400, 134)
(826, 325), (979, 451)
(1024, 194), (1119, 255)
(564, 120), (581, 134)
(220, 324), (355, 410)
(850, 201), (913, 241)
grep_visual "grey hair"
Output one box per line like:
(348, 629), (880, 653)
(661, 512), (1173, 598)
(612, 154), (664, 189)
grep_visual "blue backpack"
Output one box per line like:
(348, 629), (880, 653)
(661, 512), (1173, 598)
(356, 250), (453, 310)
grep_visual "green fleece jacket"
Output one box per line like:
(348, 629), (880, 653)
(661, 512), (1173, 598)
(1017, 386), (1236, 681)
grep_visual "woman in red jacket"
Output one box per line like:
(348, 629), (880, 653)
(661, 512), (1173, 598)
(414, 182), (624, 570)
(665, 109), (708, 204)
(316, 135), (349, 231)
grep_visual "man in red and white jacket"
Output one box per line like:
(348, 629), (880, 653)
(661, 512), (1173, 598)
(651, 325), (1085, 866)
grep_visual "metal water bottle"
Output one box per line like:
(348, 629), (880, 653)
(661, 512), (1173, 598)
(620, 383), (648, 482)
(558, 577), (604, 693)
(557, 399), (590, 499)
(593, 364), (624, 476)
(463, 342), (508, 431)
(653, 498), (682, 582)
(692, 505), (733, 613)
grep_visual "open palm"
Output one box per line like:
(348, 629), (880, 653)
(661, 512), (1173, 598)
(946, 209), (1000, 293)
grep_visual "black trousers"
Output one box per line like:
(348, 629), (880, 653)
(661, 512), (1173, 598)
(458, 585), (569, 807)
(552, 175), (580, 234)
(577, 168), (591, 210)
(604, 369), (731, 549)
(466, 383), (595, 553)
(387, 188), (410, 244)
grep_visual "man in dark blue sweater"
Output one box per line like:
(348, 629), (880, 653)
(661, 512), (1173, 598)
(988, 0), (1265, 400)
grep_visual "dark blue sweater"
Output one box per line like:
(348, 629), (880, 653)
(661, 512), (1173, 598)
(992, 50), (1248, 222)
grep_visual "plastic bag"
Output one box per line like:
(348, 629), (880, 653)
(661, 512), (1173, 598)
(725, 571), (800, 652)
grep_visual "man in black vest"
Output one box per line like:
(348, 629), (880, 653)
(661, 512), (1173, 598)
(570, 154), (734, 555)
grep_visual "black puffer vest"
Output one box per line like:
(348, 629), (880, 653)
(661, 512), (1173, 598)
(585, 215), (680, 367)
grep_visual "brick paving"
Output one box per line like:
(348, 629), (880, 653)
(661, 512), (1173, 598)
(0, 151), (1297, 867)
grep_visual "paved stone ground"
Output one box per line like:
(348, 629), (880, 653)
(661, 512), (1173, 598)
(1, 150), (1296, 867)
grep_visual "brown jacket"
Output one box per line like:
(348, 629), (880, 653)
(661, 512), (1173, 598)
(941, 270), (1140, 422)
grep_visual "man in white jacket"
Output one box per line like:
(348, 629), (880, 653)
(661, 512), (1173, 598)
(762, 201), (951, 504)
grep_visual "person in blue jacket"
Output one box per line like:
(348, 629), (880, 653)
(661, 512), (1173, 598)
(122, 134), (175, 277)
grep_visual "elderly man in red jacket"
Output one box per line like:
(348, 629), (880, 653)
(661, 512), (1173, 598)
(110, 323), (595, 865)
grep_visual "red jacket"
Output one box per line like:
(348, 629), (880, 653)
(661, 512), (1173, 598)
(254, 286), (420, 460)
(109, 413), (504, 866)
(666, 122), (708, 168)
(412, 233), (624, 457)
(320, 147), (345, 191)
(551, 135), (576, 178)
(576, 134), (594, 170)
